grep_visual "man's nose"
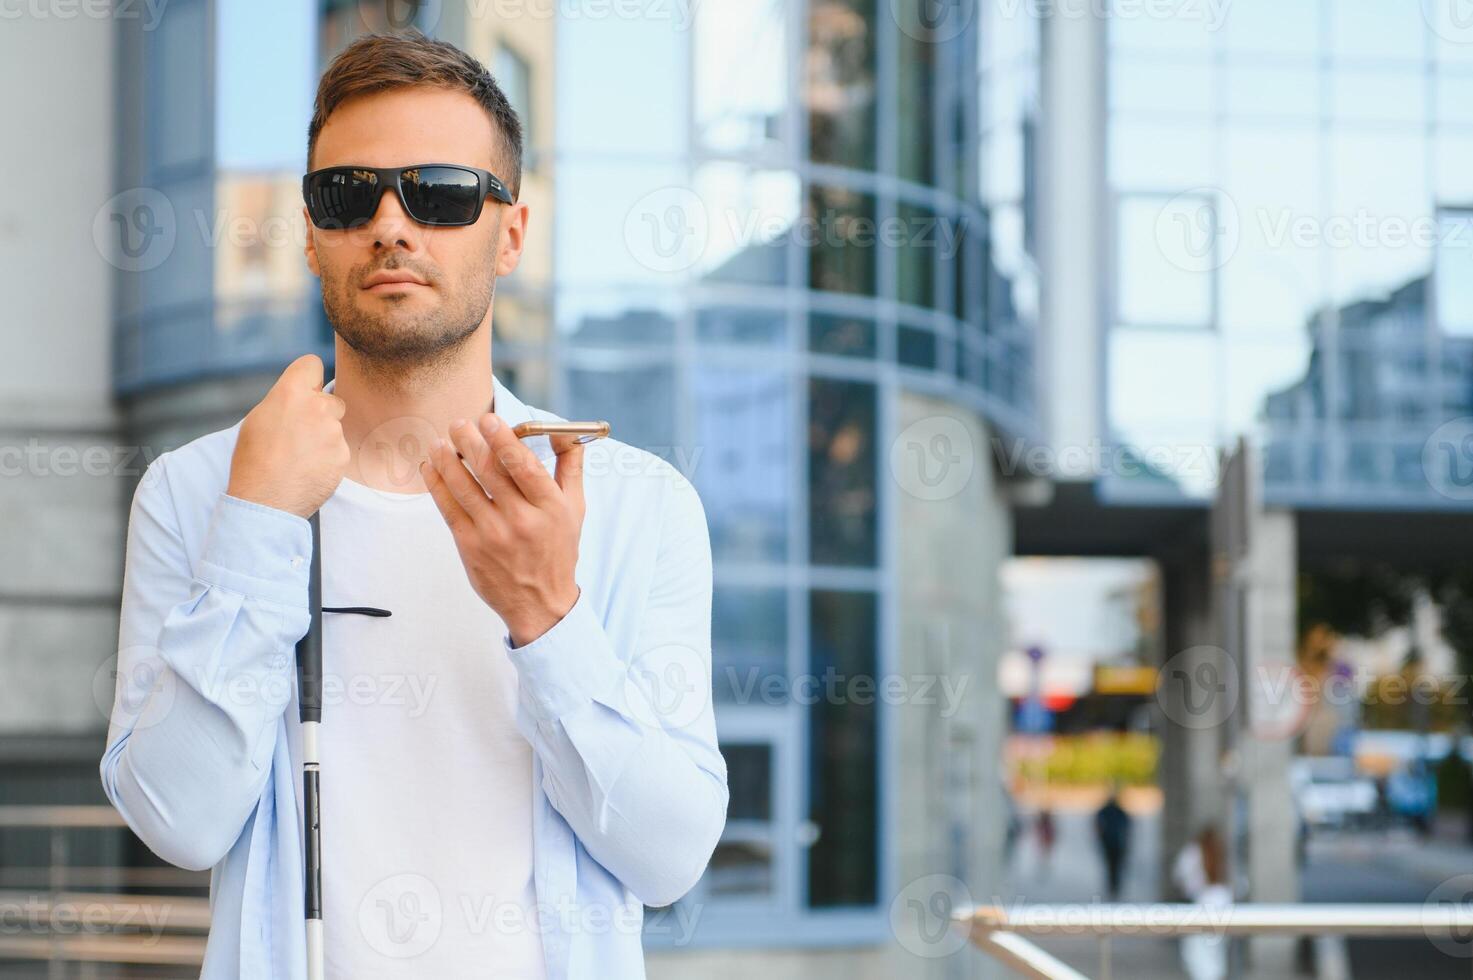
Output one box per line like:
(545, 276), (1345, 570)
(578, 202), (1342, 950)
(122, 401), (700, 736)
(365, 184), (424, 250)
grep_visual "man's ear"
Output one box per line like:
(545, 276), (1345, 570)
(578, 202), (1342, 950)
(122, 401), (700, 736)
(495, 201), (529, 278)
(303, 206), (321, 277)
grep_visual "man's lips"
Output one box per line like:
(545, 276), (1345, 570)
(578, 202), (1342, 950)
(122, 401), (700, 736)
(361, 270), (430, 291)
(363, 280), (430, 294)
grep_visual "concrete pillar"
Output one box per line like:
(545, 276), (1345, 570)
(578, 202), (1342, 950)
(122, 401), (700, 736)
(1239, 507), (1300, 969)
(1038, 3), (1107, 473)
(890, 392), (1013, 980)
(1156, 547), (1227, 899)
(1215, 442), (1300, 971)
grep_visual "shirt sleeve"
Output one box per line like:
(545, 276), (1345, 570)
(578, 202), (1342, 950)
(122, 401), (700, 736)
(504, 474), (729, 908)
(99, 454), (312, 871)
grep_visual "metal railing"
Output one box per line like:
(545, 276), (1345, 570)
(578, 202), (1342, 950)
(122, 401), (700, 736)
(0, 805), (209, 977)
(956, 902), (1473, 980)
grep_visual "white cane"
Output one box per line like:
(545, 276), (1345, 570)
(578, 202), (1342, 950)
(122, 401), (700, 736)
(297, 512), (325, 980)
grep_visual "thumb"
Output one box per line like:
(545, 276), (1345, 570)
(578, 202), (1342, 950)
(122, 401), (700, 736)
(279, 353), (325, 391)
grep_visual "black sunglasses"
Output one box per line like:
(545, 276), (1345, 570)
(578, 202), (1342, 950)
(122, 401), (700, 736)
(302, 163), (514, 229)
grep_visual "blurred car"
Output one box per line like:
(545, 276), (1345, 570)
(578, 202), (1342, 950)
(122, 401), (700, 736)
(1386, 760), (1437, 833)
(1290, 757), (1378, 830)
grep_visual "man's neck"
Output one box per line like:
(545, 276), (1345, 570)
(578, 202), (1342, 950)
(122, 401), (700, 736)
(333, 330), (495, 495)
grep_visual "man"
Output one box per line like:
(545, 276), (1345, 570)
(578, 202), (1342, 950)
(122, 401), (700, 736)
(99, 31), (727, 978)
(1093, 789), (1131, 901)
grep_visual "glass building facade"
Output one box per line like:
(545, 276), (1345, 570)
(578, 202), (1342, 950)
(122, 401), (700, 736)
(113, 0), (1035, 947)
(1105, 0), (1473, 507)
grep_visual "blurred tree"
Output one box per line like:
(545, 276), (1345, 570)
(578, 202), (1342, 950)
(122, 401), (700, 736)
(1300, 562), (1473, 837)
(1297, 560), (1419, 644)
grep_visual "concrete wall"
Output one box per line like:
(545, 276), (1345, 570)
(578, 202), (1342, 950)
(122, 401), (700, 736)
(0, 8), (123, 736)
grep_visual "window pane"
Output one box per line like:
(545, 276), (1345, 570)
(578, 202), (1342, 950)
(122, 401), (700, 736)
(153, 2), (209, 172)
(693, 367), (789, 562)
(807, 185), (877, 295)
(566, 362), (676, 455)
(1445, 341), (1473, 415)
(493, 45), (534, 154)
(698, 306), (787, 345)
(708, 744), (775, 898)
(807, 589), (878, 907)
(898, 325), (938, 369)
(696, 165), (799, 287)
(1437, 211), (1473, 337)
(1117, 194), (1217, 328)
(555, 5), (684, 157)
(809, 312), (876, 358)
(712, 588), (788, 704)
(896, 202), (937, 309)
(724, 744), (774, 821)
(695, 0), (787, 156)
(896, 27), (934, 183)
(808, 378), (877, 566)
(806, 0), (877, 169)
(558, 293), (677, 346)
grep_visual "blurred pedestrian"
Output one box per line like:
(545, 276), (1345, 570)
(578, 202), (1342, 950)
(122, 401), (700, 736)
(1094, 789), (1131, 900)
(1034, 808), (1057, 879)
(1172, 825), (1231, 980)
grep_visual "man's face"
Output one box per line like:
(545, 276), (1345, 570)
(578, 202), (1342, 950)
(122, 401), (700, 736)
(304, 87), (527, 367)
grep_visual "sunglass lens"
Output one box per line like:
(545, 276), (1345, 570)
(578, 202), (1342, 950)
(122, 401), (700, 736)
(400, 167), (482, 225)
(307, 169), (380, 229)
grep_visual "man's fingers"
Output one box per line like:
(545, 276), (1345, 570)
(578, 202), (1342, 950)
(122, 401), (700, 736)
(421, 453), (475, 532)
(428, 439), (491, 523)
(480, 414), (560, 508)
(450, 418), (520, 505)
(550, 433), (586, 516)
(321, 392), (346, 419)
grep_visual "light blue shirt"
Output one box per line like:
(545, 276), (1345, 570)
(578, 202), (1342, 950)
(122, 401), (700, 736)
(100, 375), (728, 978)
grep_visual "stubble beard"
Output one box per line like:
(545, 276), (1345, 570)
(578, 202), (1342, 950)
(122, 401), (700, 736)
(324, 255), (496, 378)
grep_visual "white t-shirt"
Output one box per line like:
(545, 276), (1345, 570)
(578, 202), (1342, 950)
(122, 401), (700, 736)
(306, 474), (546, 979)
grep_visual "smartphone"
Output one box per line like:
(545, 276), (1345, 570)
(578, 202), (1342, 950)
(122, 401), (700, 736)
(512, 420), (611, 444)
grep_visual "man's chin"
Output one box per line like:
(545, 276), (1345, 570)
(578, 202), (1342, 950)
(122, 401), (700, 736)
(358, 287), (434, 306)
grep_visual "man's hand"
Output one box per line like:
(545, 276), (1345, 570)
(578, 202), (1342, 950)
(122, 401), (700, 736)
(421, 414), (585, 647)
(226, 354), (349, 518)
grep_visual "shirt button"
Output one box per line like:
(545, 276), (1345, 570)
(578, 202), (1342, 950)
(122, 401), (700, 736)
(290, 556), (304, 569)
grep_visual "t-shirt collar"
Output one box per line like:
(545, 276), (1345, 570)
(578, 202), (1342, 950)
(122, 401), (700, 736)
(318, 371), (535, 431)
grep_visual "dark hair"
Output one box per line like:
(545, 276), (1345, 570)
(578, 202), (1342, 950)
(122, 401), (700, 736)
(307, 30), (523, 201)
